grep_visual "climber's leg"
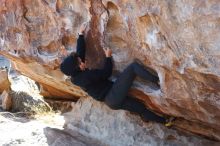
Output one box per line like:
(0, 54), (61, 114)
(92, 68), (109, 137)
(121, 96), (166, 123)
(105, 61), (159, 109)
(105, 63), (136, 109)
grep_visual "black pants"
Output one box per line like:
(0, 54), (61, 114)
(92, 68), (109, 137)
(105, 62), (166, 123)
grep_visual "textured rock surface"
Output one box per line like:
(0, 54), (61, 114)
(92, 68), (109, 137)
(1, 90), (12, 110)
(0, 111), (105, 146)
(0, 52), (88, 100)
(64, 97), (219, 146)
(0, 70), (10, 93)
(4, 69), (52, 113)
(0, 113), (67, 146)
(0, 114), (51, 146)
(0, 0), (220, 141)
(45, 99), (73, 113)
(44, 127), (104, 146)
(9, 90), (51, 113)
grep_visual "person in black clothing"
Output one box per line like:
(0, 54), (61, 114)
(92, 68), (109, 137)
(60, 23), (174, 126)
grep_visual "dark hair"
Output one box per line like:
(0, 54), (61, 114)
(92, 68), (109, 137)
(60, 52), (80, 76)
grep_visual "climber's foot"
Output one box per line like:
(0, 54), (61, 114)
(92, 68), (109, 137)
(165, 117), (176, 127)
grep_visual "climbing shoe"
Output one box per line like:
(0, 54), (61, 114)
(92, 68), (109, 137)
(165, 117), (176, 127)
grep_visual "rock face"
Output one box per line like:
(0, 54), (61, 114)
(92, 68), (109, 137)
(0, 0), (220, 141)
(64, 97), (219, 146)
(9, 90), (51, 113)
(44, 127), (104, 146)
(1, 90), (12, 111)
(0, 70), (10, 93)
(0, 110), (104, 146)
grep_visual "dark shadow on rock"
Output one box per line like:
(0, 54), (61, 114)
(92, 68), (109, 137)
(43, 127), (105, 146)
(0, 111), (33, 123)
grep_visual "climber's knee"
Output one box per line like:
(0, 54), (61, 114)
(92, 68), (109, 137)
(130, 61), (141, 68)
(126, 61), (138, 71)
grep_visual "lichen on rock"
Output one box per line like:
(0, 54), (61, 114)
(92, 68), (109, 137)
(9, 91), (51, 114)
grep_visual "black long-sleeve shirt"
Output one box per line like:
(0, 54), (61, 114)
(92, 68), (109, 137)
(71, 35), (114, 101)
(60, 35), (86, 76)
(76, 35), (86, 62)
(72, 58), (113, 100)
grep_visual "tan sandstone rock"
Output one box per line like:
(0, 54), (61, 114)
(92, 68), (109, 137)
(1, 90), (12, 111)
(0, 70), (10, 93)
(63, 97), (219, 146)
(0, 0), (220, 141)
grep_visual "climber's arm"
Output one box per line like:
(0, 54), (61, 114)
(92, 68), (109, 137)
(82, 48), (113, 83)
(76, 22), (87, 62)
(76, 35), (86, 62)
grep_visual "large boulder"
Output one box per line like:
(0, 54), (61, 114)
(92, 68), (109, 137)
(1, 90), (51, 113)
(63, 97), (219, 146)
(9, 91), (51, 113)
(0, 0), (219, 140)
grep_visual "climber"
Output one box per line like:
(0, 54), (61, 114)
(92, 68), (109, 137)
(60, 23), (174, 127)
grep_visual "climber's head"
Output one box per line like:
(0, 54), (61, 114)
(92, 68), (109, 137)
(60, 52), (82, 76)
